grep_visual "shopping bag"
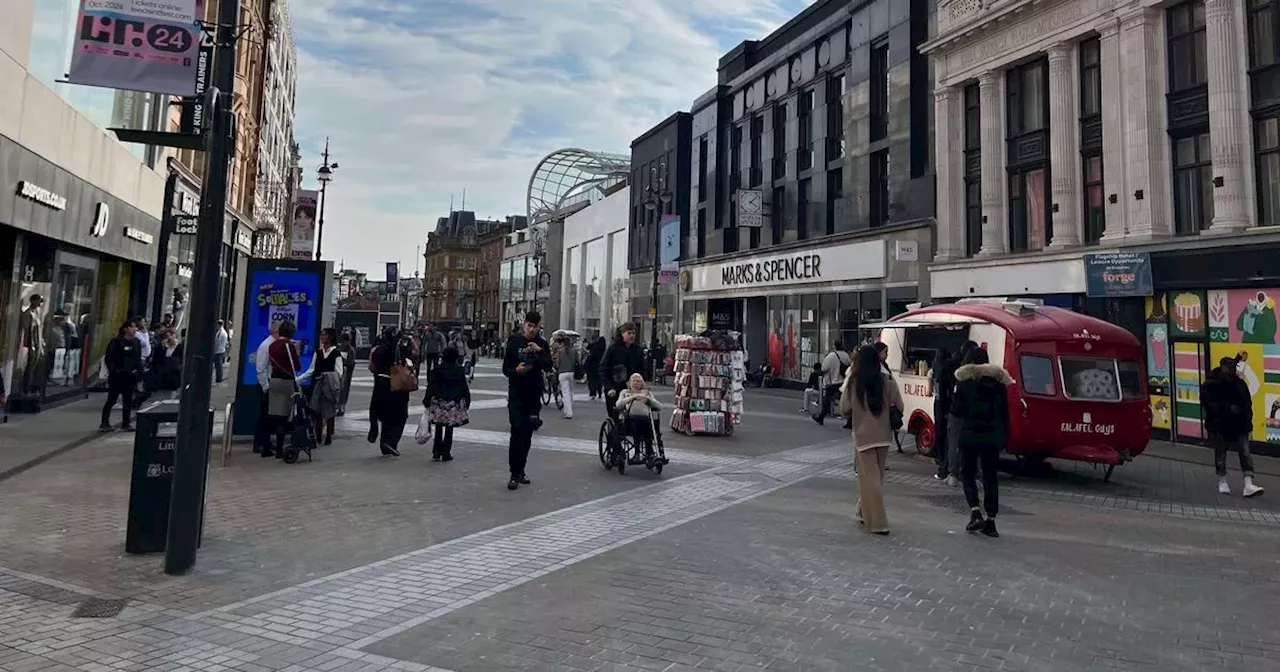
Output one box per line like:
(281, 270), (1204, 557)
(414, 416), (432, 445)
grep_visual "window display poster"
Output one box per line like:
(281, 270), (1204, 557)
(239, 267), (320, 386)
(1173, 342), (1205, 440)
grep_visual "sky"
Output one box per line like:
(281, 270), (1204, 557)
(290, 0), (818, 277)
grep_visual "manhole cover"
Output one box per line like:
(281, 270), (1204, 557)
(914, 494), (1030, 516)
(71, 597), (128, 618)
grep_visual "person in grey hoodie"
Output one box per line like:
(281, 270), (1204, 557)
(421, 324), (447, 381)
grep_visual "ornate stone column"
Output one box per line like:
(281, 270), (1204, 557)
(978, 69), (1006, 256)
(933, 85), (964, 261)
(1097, 19), (1127, 242)
(1204, 0), (1251, 232)
(1116, 8), (1170, 240)
(1046, 42), (1081, 248)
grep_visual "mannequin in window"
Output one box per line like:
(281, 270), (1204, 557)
(18, 294), (46, 394)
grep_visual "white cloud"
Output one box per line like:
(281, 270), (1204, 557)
(290, 0), (813, 273)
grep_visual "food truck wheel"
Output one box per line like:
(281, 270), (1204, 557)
(911, 424), (935, 457)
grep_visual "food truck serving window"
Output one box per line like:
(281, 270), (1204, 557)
(900, 327), (970, 375)
(1059, 357), (1143, 401)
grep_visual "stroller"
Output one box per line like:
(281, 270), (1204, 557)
(280, 391), (316, 463)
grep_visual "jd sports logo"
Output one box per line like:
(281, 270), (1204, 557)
(91, 203), (109, 237)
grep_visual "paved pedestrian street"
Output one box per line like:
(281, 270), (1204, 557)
(1, 360), (1279, 672)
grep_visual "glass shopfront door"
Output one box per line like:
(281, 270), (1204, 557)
(46, 250), (99, 398)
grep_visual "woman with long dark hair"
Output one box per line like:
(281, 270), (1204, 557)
(839, 344), (904, 534)
(368, 328), (412, 456)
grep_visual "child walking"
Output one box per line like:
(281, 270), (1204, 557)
(423, 347), (471, 461)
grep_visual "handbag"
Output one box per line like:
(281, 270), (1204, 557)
(389, 344), (419, 392)
(890, 405), (904, 431)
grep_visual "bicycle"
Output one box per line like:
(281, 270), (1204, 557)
(541, 369), (564, 409)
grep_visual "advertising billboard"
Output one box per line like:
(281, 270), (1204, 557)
(238, 266), (322, 386)
(67, 0), (203, 96)
(290, 190), (318, 260)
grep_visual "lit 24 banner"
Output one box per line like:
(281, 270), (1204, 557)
(68, 0), (203, 96)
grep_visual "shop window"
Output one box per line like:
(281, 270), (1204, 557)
(1257, 117), (1280, 226)
(1080, 37), (1105, 244)
(797, 177), (811, 240)
(826, 72), (847, 161)
(1019, 354), (1057, 397)
(1172, 133), (1214, 235)
(1083, 156), (1106, 245)
(1059, 356), (1122, 401)
(697, 136), (708, 202)
(1249, 0), (1280, 113)
(838, 292), (860, 350)
(749, 115), (764, 187)
(870, 40), (889, 142)
(798, 89), (815, 172)
(730, 123), (743, 197)
(1008, 168), (1049, 252)
(1167, 1), (1208, 94)
(963, 83), (982, 256)
(826, 167), (843, 235)
(771, 186), (786, 244)
(800, 296), (819, 372)
(772, 103), (787, 179)
(870, 150), (890, 228)
(1007, 59), (1051, 252)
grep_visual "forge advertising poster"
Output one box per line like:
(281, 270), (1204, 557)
(290, 190), (318, 260)
(239, 267), (321, 386)
(68, 0), (203, 96)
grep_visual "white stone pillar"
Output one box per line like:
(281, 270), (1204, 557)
(933, 85), (964, 261)
(977, 69), (1007, 256)
(1114, 8), (1170, 241)
(1047, 41), (1081, 248)
(1097, 18), (1127, 241)
(1204, 0), (1251, 232)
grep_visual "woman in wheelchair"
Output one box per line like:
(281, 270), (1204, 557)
(613, 374), (662, 454)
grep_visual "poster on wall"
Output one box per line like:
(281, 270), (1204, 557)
(1169, 291), (1206, 338)
(1206, 288), (1280, 444)
(67, 0), (203, 96)
(290, 190), (318, 260)
(1173, 342), (1206, 440)
(239, 268), (320, 386)
(1144, 292), (1171, 430)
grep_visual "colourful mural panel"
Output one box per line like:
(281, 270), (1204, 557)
(1173, 342), (1205, 439)
(1150, 394), (1172, 430)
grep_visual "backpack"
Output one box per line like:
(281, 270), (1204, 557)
(834, 351), (850, 378)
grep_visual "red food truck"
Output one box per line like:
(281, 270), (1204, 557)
(864, 299), (1152, 480)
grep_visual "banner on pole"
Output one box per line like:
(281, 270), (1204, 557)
(67, 1), (203, 96)
(290, 190), (318, 260)
(386, 262), (400, 292)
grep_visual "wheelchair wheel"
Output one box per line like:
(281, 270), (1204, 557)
(653, 462), (663, 475)
(282, 446), (300, 464)
(597, 421), (611, 468)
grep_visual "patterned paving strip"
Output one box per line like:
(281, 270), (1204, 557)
(816, 464), (1280, 526)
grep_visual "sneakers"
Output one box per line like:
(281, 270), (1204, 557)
(965, 510), (984, 532)
(1218, 477), (1231, 495)
(507, 473), (530, 490)
(945, 476), (959, 487)
(1243, 477), (1265, 498)
(98, 424), (113, 433)
(981, 519), (999, 538)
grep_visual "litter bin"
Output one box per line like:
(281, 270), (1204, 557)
(125, 400), (213, 554)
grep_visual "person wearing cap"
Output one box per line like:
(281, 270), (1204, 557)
(1201, 356), (1265, 498)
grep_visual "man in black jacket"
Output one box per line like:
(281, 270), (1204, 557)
(599, 323), (645, 398)
(1202, 356), (1264, 497)
(503, 311), (551, 490)
(100, 321), (143, 431)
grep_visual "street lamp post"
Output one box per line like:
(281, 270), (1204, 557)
(643, 162), (673, 369)
(314, 138), (338, 260)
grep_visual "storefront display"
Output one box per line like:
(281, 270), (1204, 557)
(670, 332), (744, 436)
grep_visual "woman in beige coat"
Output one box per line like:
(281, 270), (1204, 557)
(839, 344), (904, 534)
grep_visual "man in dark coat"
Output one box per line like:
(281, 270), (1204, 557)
(1202, 356), (1264, 497)
(503, 311), (551, 491)
(599, 323), (645, 396)
(950, 347), (1011, 538)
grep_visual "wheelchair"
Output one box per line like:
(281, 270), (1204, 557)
(597, 388), (668, 475)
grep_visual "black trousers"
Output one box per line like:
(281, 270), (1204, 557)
(960, 439), (1000, 518)
(424, 354), (440, 379)
(625, 415), (654, 454)
(932, 400), (950, 476)
(509, 424), (533, 476)
(380, 415), (407, 449)
(817, 384), (841, 420)
(101, 374), (136, 427)
(433, 424), (454, 456)
(254, 391), (273, 449)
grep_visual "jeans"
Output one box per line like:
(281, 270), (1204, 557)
(212, 352), (226, 383)
(802, 389), (820, 413)
(101, 373), (137, 427)
(558, 372), (575, 418)
(960, 440), (1000, 518)
(1212, 433), (1256, 477)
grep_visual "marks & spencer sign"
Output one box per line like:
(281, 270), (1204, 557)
(688, 239), (886, 294)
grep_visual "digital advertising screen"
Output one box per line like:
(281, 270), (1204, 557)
(239, 265), (322, 386)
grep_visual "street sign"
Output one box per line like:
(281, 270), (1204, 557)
(735, 189), (764, 228)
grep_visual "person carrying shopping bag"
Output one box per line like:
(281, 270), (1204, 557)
(840, 344), (904, 535)
(422, 347), (470, 460)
